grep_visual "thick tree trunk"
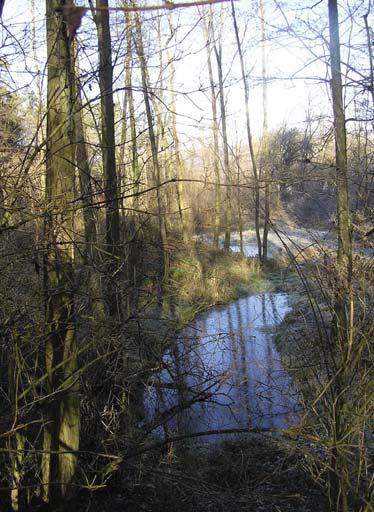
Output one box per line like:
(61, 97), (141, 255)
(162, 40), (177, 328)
(42, 0), (79, 503)
(328, 0), (353, 356)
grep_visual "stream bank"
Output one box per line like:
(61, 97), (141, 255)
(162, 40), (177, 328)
(76, 241), (330, 512)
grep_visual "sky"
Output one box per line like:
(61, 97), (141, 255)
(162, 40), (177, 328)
(1, 0), (372, 146)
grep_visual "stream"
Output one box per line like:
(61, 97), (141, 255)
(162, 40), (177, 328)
(143, 228), (371, 443)
(146, 291), (300, 441)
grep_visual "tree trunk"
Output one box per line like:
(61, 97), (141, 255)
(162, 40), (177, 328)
(231, 0), (262, 258)
(134, 10), (168, 294)
(169, 18), (189, 242)
(203, 13), (221, 248)
(95, 0), (121, 318)
(9, 349), (27, 511)
(328, 2), (353, 510)
(123, 9), (140, 211)
(75, 70), (106, 321)
(212, 13), (231, 251)
(121, 7), (141, 315)
(42, 0), (79, 503)
(260, 0), (269, 261)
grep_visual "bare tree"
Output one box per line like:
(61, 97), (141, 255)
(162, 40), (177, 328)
(231, 0), (262, 258)
(92, 0), (122, 318)
(328, 1), (353, 510)
(42, 0), (79, 503)
(134, 9), (169, 295)
(211, 8), (231, 250)
(260, 0), (270, 261)
(202, 10), (221, 248)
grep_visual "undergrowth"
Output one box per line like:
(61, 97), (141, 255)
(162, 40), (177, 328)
(77, 435), (327, 512)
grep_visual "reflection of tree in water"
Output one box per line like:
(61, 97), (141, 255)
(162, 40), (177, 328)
(145, 293), (298, 439)
(231, 301), (251, 425)
(262, 294), (275, 425)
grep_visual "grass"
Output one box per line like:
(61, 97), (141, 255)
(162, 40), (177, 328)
(168, 242), (266, 326)
(165, 240), (305, 329)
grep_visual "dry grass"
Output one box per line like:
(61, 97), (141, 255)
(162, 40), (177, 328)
(169, 243), (262, 324)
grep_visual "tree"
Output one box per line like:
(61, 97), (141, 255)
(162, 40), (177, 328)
(92, 0), (122, 318)
(119, 7), (140, 214)
(42, 0), (79, 503)
(134, 9), (169, 297)
(75, 70), (106, 321)
(328, 1), (353, 510)
(231, 0), (262, 258)
(168, 17), (190, 242)
(211, 8), (232, 250)
(259, 0), (269, 261)
(202, 10), (221, 248)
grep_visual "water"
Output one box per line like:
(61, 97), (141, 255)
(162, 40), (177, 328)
(145, 293), (299, 441)
(199, 226), (333, 258)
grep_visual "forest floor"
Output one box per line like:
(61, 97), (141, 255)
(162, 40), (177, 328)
(75, 434), (328, 512)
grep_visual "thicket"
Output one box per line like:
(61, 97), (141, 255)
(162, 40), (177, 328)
(0, 0), (373, 511)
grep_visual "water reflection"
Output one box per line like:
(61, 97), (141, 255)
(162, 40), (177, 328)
(145, 293), (299, 441)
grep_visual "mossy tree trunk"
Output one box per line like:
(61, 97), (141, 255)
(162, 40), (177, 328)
(42, 0), (79, 504)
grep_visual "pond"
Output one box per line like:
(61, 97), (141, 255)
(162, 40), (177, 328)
(145, 292), (300, 442)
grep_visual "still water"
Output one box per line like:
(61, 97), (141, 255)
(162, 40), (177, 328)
(146, 293), (299, 441)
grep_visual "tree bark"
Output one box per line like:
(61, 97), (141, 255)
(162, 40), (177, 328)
(328, 0), (353, 355)
(42, 0), (79, 503)
(122, 9), (140, 211)
(94, 0), (121, 318)
(328, 1), (353, 510)
(75, 70), (106, 321)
